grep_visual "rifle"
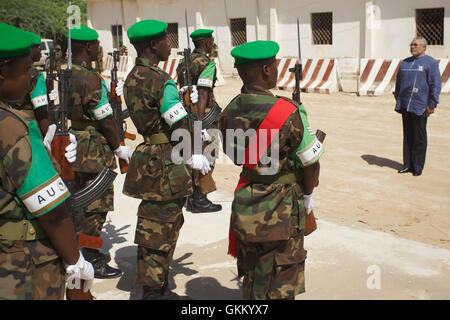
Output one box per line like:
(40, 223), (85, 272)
(46, 29), (58, 124)
(289, 18), (325, 236)
(54, 6), (117, 299)
(178, 10), (202, 162)
(108, 21), (135, 174)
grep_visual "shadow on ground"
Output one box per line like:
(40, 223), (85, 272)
(361, 154), (403, 171)
(185, 276), (241, 300)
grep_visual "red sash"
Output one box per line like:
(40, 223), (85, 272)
(228, 98), (296, 258)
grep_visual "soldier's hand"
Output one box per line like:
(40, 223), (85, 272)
(65, 251), (95, 292)
(43, 124), (57, 152)
(115, 80), (124, 97)
(303, 193), (314, 215)
(65, 133), (77, 163)
(201, 129), (212, 142)
(114, 145), (131, 164)
(187, 154), (211, 175)
(180, 85), (199, 104)
(49, 89), (58, 101)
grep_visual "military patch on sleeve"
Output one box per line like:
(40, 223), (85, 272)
(197, 61), (216, 88)
(30, 72), (48, 109)
(90, 80), (113, 120)
(160, 79), (188, 126)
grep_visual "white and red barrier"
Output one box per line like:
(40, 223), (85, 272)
(276, 58), (338, 94)
(102, 55), (133, 80)
(359, 58), (450, 96)
(158, 57), (181, 81)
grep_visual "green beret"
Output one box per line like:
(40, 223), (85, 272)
(67, 25), (99, 41)
(231, 40), (280, 66)
(127, 20), (168, 43)
(24, 31), (41, 45)
(0, 23), (33, 59)
(190, 29), (214, 41)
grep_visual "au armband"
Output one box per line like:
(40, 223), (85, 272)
(160, 79), (188, 126)
(197, 61), (216, 88)
(17, 121), (70, 217)
(31, 72), (48, 109)
(292, 104), (324, 167)
(89, 80), (113, 120)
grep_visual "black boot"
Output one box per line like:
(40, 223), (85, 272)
(82, 248), (122, 279)
(188, 187), (222, 213)
(141, 284), (180, 300)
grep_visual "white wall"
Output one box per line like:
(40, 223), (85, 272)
(87, 0), (450, 76)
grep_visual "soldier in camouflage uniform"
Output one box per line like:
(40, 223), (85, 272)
(118, 40), (128, 56)
(176, 29), (222, 213)
(218, 41), (324, 300)
(68, 25), (131, 279)
(123, 19), (210, 300)
(95, 44), (104, 73)
(10, 31), (58, 139)
(209, 42), (218, 59)
(54, 44), (63, 72)
(0, 22), (94, 300)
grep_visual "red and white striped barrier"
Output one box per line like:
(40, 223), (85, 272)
(276, 58), (338, 94)
(102, 55), (133, 80)
(359, 58), (450, 96)
(158, 57), (181, 81)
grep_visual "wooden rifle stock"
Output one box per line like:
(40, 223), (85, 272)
(51, 134), (75, 180)
(304, 211), (317, 236)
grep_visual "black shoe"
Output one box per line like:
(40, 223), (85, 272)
(398, 167), (412, 173)
(185, 196), (194, 212)
(82, 248), (111, 264)
(413, 172), (422, 176)
(93, 262), (122, 279)
(186, 188), (222, 213)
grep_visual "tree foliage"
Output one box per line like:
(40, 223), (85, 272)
(0, 0), (87, 52)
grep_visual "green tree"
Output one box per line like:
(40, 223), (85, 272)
(0, 0), (87, 54)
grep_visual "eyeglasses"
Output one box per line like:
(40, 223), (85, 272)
(410, 44), (420, 47)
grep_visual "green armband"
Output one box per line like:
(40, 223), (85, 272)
(292, 104), (324, 167)
(30, 72), (48, 109)
(197, 61), (216, 88)
(16, 120), (70, 218)
(160, 79), (188, 126)
(89, 80), (113, 120)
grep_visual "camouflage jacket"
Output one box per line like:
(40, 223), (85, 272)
(123, 57), (193, 201)
(176, 48), (218, 114)
(69, 58), (117, 173)
(0, 101), (71, 266)
(9, 67), (48, 119)
(218, 85), (324, 242)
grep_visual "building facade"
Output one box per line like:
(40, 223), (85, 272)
(86, 0), (450, 76)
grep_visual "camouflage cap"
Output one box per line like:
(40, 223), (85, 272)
(67, 25), (99, 41)
(231, 40), (280, 65)
(24, 31), (41, 46)
(127, 20), (168, 43)
(0, 23), (33, 58)
(190, 29), (214, 41)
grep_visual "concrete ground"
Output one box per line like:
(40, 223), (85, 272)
(90, 77), (450, 300)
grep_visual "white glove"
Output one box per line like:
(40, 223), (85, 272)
(65, 251), (95, 292)
(43, 124), (57, 152)
(65, 133), (77, 163)
(187, 154), (211, 175)
(49, 89), (58, 101)
(114, 145), (131, 164)
(303, 193), (314, 215)
(115, 80), (124, 97)
(180, 85), (198, 104)
(201, 129), (212, 142)
(108, 80), (124, 97)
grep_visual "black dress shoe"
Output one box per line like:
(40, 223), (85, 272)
(93, 262), (122, 279)
(413, 172), (422, 176)
(398, 167), (412, 173)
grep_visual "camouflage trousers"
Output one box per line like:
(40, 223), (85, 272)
(73, 171), (114, 237)
(237, 234), (307, 300)
(134, 199), (184, 289)
(0, 241), (64, 300)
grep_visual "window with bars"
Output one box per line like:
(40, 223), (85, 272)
(311, 12), (332, 45)
(416, 8), (444, 45)
(230, 18), (246, 47)
(111, 25), (123, 49)
(167, 23), (179, 48)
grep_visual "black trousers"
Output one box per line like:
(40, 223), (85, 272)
(401, 111), (428, 174)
